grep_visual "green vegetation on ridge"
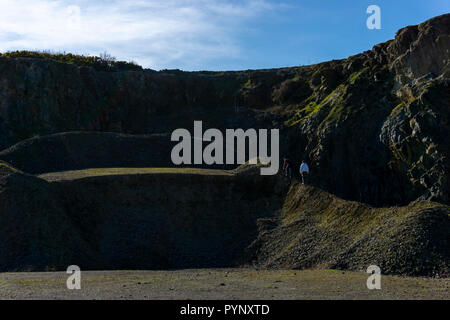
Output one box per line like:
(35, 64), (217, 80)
(0, 50), (142, 71)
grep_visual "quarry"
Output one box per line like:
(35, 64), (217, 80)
(0, 14), (448, 299)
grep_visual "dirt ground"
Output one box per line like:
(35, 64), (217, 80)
(0, 269), (448, 300)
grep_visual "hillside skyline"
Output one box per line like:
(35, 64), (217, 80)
(0, 0), (448, 71)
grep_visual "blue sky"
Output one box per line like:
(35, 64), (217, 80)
(0, 0), (448, 71)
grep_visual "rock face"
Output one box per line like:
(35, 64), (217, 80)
(0, 14), (448, 207)
(0, 167), (286, 271)
(0, 165), (447, 276)
(0, 171), (97, 271)
(379, 79), (449, 204)
(0, 132), (178, 174)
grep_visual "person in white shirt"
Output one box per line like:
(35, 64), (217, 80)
(299, 160), (309, 184)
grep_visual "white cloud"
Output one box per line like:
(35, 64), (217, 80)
(0, 0), (281, 70)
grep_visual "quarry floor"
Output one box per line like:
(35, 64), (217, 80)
(0, 269), (448, 300)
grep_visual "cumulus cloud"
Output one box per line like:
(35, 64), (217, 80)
(0, 0), (282, 70)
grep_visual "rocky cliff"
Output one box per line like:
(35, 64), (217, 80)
(0, 165), (286, 271)
(0, 163), (448, 276)
(0, 13), (449, 275)
(0, 15), (448, 205)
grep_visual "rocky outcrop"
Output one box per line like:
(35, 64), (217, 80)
(380, 79), (449, 204)
(0, 164), (447, 276)
(281, 13), (450, 206)
(0, 14), (448, 207)
(0, 165), (286, 271)
(387, 14), (450, 80)
(0, 132), (177, 174)
(246, 182), (449, 277)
